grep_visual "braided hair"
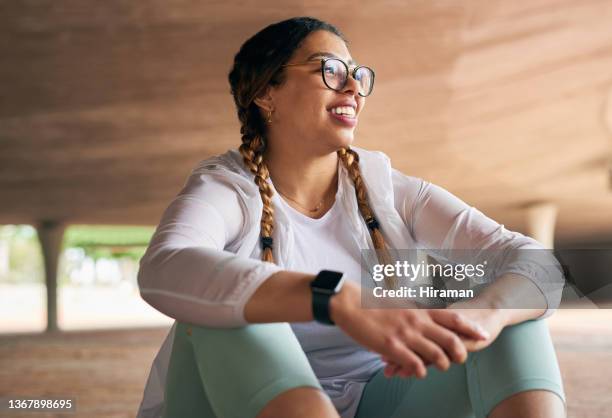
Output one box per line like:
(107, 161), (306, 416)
(228, 17), (398, 289)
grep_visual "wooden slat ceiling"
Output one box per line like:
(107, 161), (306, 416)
(1, 0), (611, 243)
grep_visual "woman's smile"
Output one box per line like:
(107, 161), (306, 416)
(327, 100), (358, 127)
(328, 109), (357, 127)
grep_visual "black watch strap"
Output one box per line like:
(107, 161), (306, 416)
(310, 270), (345, 325)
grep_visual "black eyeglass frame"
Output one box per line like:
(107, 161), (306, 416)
(282, 57), (376, 97)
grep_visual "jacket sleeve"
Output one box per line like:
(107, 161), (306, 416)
(137, 172), (283, 328)
(391, 168), (564, 318)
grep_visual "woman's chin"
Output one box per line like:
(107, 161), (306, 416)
(316, 130), (355, 153)
(332, 132), (355, 149)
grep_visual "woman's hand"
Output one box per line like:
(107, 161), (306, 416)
(380, 299), (510, 378)
(445, 302), (509, 352)
(330, 282), (490, 379)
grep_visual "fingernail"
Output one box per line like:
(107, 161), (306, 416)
(476, 326), (490, 339)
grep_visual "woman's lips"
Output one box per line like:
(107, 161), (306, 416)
(329, 111), (357, 127)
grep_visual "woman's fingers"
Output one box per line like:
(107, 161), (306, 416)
(423, 323), (468, 364)
(403, 331), (451, 372)
(383, 336), (427, 378)
(383, 362), (401, 378)
(429, 310), (489, 340)
(382, 354), (434, 379)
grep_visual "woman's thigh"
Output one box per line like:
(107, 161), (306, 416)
(163, 321), (323, 418)
(355, 319), (565, 418)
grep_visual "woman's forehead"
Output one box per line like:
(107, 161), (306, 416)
(297, 31), (354, 64)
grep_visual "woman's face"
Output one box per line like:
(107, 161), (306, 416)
(264, 30), (367, 155)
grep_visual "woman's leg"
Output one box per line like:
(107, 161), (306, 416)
(355, 318), (566, 418)
(163, 321), (336, 418)
(162, 322), (217, 417)
(469, 318), (566, 418)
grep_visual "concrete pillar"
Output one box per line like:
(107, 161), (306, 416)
(524, 202), (558, 249)
(36, 220), (65, 333)
(0, 227), (10, 277)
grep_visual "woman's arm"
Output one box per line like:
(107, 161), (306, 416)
(137, 171), (287, 327)
(391, 168), (564, 322)
(244, 269), (317, 323)
(138, 168), (488, 376)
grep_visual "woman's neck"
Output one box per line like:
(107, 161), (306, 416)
(264, 146), (339, 207)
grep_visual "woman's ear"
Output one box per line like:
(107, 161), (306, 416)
(253, 85), (275, 113)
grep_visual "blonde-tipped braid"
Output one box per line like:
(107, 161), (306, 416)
(238, 132), (275, 263)
(337, 147), (399, 290)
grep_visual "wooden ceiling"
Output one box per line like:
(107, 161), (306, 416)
(1, 0), (611, 244)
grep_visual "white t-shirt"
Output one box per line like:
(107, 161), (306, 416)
(272, 181), (384, 418)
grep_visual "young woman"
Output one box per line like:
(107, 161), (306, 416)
(136, 17), (566, 418)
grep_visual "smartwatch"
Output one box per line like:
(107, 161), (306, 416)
(310, 270), (345, 325)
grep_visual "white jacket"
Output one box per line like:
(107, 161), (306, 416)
(136, 146), (562, 418)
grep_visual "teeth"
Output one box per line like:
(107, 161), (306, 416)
(331, 106), (356, 117)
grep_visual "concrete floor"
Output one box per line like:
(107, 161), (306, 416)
(0, 310), (611, 418)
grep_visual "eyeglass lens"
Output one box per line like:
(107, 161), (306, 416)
(323, 59), (374, 97)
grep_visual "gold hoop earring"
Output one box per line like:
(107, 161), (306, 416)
(266, 109), (273, 124)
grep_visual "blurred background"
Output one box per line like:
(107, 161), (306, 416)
(1, 1), (612, 417)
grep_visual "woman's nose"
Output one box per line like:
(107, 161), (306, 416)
(342, 71), (361, 96)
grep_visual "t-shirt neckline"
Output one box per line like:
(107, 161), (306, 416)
(271, 163), (344, 226)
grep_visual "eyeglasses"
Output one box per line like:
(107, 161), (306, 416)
(282, 57), (375, 97)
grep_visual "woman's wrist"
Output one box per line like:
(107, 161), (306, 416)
(244, 270), (317, 323)
(472, 273), (547, 325)
(329, 280), (360, 325)
(477, 299), (512, 327)
(449, 295), (511, 327)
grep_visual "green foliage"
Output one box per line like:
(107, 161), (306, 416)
(64, 225), (155, 247)
(0, 224), (155, 284)
(1, 225), (43, 283)
(63, 225), (154, 261)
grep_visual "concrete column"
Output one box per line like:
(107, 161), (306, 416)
(0, 228), (9, 277)
(36, 220), (65, 332)
(524, 202), (558, 249)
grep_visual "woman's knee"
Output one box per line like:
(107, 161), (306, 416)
(475, 319), (556, 362)
(466, 319), (566, 418)
(488, 389), (566, 418)
(186, 321), (312, 376)
(176, 321), (324, 418)
(256, 387), (339, 418)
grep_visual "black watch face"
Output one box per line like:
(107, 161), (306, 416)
(312, 270), (344, 292)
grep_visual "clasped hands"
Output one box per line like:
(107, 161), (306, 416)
(330, 281), (510, 379)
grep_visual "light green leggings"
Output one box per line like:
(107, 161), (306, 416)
(163, 319), (565, 418)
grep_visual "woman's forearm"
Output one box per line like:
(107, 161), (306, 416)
(244, 271), (549, 326)
(244, 270), (318, 323)
(475, 273), (547, 325)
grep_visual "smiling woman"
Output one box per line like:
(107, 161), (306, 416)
(136, 16), (566, 418)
